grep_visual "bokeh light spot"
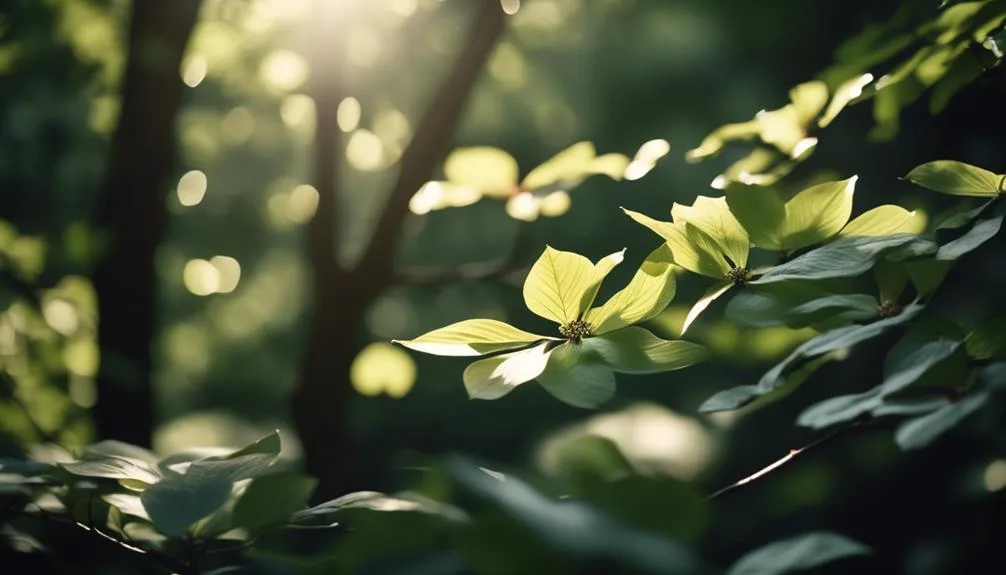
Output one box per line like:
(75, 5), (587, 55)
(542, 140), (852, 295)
(506, 192), (540, 221)
(260, 50), (309, 92)
(183, 259), (220, 296)
(984, 459), (1006, 492)
(177, 170), (208, 207)
(281, 94), (316, 131)
(367, 296), (416, 339)
(221, 106), (255, 145)
(501, 0), (520, 15)
(43, 300), (79, 336)
(287, 184), (320, 223)
(337, 97), (362, 132)
(209, 256), (241, 294)
(64, 337), (99, 377)
(346, 129), (385, 171)
(351, 343), (417, 398)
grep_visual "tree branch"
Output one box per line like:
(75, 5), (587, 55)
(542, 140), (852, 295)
(391, 220), (533, 286)
(707, 421), (865, 500)
(355, 0), (507, 282)
(306, 1), (345, 281)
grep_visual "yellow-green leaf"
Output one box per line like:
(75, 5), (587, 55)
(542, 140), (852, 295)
(579, 249), (627, 314)
(395, 319), (545, 357)
(463, 343), (553, 400)
(522, 246), (596, 324)
(590, 153), (631, 180)
(585, 244), (676, 335)
(790, 80), (830, 124)
(443, 147), (519, 196)
(671, 196), (750, 268)
(725, 184), (787, 250)
(685, 119), (761, 162)
(904, 160), (1003, 197)
(779, 176), (857, 250)
(840, 205), (921, 237)
(818, 73), (874, 128)
(520, 141), (596, 192)
(682, 281), (734, 335)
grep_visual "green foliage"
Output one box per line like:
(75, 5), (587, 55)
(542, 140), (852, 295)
(726, 531), (870, 575)
(397, 245), (708, 408)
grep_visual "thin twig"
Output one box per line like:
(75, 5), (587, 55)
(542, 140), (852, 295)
(708, 421), (864, 500)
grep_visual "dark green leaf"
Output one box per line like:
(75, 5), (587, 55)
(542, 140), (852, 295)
(448, 457), (701, 575)
(935, 214), (1004, 260)
(582, 475), (709, 543)
(727, 531), (870, 575)
(895, 392), (989, 450)
(965, 315), (1006, 360)
(232, 473), (317, 532)
(753, 235), (931, 284)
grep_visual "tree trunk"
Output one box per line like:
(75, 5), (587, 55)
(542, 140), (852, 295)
(93, 0), (203, 446)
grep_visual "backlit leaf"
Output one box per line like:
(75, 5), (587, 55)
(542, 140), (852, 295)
(904, 160), (1003, 197)
(523, 246), (597, 324)
(778, 177), (857, 250)
(681, 281), (734, 335)
(579, 249), (626, 314)
(463, 343), (553, 400)
(232, 473), (318, 532)
(840, 205), (921, 237)
(585, 244), (677, 335)
(725, 184), (786, 250)
(671, 196), (749, 269)
(521, 141), (596, 192)
(819, 73), (874, 128)
(395, 319), (545, 357)
(443, 147), (519, 196)
(623, 209), (727, 278)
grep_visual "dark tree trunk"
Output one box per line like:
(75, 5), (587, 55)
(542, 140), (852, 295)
(93, 0), (203, 446)
(293, 1), (506, 500)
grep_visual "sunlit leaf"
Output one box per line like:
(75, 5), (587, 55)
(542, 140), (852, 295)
(579, 249), (626, 313)
(671, 196), (749, 268)
(585, 327), (709, 374)
(521, 141), (596, 192)
(789, 80), (830, 124)
(523, 246), (597, 324)
(585, 244), (677, 335)
(756, 105), (805, 154)
(291, 490), (465, 524)
(590, 153), (632, 180)
(725, 184), (786, 250)
(395, 319), (545, 357)
(778, 177), (857, 250)
(61, 457), (161, 486)
(819, 73), (874, 128)
(103, 494), (150, 522)
(895, 391), (989, 450)
(681, 281), (734, 335)
(904, 160), (1003, 197)
(623, 209), (728, 278)
(443, 147), (519, 196)
(537, 343), (616, 408)
(463, 343), (553, 400)
(409, 181), (482, 214)
(840, 205), (921, 237)
(727, 532), (870, 575)
(685, 119), (761, 162)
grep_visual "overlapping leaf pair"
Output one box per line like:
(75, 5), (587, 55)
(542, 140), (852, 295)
(395, 245), (708, 408)
(624, 176), (922, 333)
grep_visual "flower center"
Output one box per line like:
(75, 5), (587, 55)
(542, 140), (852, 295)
(876, 300), (904, 319)
(726, 267), (752, 285)
(559, 319), (592, 343)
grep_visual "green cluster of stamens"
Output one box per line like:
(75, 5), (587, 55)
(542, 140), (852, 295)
(726, 267), (753, 285)
(559, 319), (592, 343)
